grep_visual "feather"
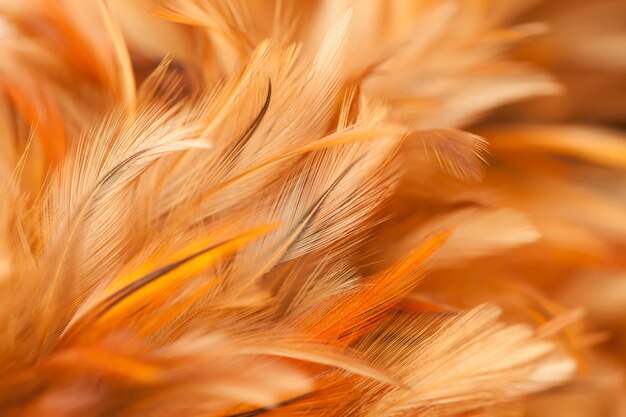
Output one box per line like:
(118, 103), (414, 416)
(3, 0), (624, 416)
(416, 128), (489, 182)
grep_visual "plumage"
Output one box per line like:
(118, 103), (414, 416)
(0, 1), (624, 416)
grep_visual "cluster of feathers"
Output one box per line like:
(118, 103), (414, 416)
(1, 0), (625, 416)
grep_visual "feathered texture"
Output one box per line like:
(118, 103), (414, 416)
(0, 1), (624, 416)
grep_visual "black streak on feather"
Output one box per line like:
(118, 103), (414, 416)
(224, 393), (311, 417)
(283, 153), (366, 257)
(221, 80), (272, 167)
(58, 233), (253, 347)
